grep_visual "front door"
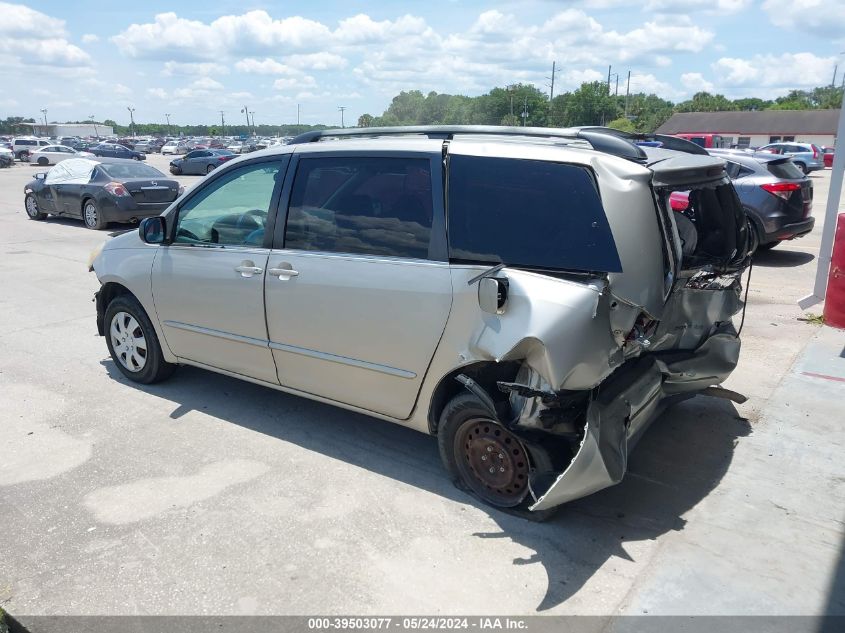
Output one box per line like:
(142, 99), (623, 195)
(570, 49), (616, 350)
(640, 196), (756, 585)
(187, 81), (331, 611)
(151, 157), (289, 383)
(264, 152), (452, 419)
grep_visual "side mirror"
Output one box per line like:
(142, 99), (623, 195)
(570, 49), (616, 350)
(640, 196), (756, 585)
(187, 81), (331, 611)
(34, 172), (46, 180)
(139, 216), (167, 244)
(478, 277), (509, 315)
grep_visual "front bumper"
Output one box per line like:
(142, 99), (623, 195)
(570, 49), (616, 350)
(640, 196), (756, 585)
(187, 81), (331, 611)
(529, 326), (741, 511)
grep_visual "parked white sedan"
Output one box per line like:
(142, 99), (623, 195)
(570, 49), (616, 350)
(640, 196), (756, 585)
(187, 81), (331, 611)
(29, 145), (94, 166)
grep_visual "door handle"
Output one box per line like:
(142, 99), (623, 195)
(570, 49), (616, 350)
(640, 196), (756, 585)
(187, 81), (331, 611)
(268, 263), (299, 279)
(234, 260), (263, 278)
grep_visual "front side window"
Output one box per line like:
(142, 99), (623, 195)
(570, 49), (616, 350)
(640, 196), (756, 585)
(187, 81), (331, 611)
(447, 155), (622, 273)
(174, 161), (283, 247)
(284, 156), (433, 259)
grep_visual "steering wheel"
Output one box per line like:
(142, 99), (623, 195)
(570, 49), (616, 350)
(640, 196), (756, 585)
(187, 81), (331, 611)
(176, 227), (201, 241)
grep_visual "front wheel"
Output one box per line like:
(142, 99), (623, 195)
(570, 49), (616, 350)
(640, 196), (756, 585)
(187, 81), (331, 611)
(105, 294), (176, 384)
(206, 164), (214, 174)
(18, 150), (29, 162)
(25, 193), (47, 220)
(438, 393), (554, 512)
(82, 199), (107, 230)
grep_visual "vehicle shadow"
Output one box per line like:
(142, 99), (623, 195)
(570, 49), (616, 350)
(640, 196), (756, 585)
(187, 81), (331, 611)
(752, 248), (815, 267)
(100, 360), (751, 612)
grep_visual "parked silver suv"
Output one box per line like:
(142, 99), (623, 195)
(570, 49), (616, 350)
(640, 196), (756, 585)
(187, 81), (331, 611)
(89, 126), (753, 515)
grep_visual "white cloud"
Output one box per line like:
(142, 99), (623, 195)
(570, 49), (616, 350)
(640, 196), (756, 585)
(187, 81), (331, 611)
(712, 52), (836, 96)
(235, 58), (295, 75)
(762, 0), (845, 40)
(163, 61), (228, 76)
(82, 33), (99, 43)
(283, 52), (347, 70)
(0, 2), (91, 67)
(680, 72), (714, 93)
(113, 10), (332, 60)
(273, 75), (316, 90)
(147, 88), (168, 99)
(645, 0), (752, 14)
(114, 83), (132, 97)
(334, 14), (430, 45)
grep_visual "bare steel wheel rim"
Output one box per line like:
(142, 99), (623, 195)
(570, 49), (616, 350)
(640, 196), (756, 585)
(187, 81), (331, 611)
(25, 196), (39, 217)
(454, 417), (530, 507)
(84, 202), (98, 227)
(110, 311), (148, 372)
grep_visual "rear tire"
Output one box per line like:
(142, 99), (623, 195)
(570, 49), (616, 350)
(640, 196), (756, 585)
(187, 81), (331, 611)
(25, 193), (47, 220)
(18, 150), (29, 162)
(37, 157), (49, 166)
(795, 162), (808, 175)
(438, 393), (556, 515)
(82, 199), (107, 230)
(105, 294), (176, 384)
(206, 164), (214, 174)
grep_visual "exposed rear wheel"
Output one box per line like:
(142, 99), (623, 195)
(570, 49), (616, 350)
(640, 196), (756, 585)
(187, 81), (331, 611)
(438, 393), (555, 512)
(37, 157), (49, 166)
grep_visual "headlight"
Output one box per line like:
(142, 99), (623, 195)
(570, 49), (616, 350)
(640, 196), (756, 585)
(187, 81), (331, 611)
(87, 240), (105, 272)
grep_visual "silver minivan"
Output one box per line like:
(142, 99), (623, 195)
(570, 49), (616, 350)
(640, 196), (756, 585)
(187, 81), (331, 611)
(89, 126), (753, 515)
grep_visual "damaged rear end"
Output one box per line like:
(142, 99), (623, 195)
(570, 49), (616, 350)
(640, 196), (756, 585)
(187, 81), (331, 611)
(440, 144), (753, 513)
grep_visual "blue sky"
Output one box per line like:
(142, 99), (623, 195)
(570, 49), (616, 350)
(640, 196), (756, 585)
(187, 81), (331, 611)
(1, 0), (843, 128)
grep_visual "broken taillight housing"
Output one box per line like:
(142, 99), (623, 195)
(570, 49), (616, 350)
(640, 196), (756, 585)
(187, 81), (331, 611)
(103, 182), (130, 197)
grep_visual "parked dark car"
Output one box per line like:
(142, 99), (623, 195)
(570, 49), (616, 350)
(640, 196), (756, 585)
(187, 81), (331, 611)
(169, 149), (236, 175)
(24, 157), (181, 230)
(685, 149), (814, 250)
(89, 143), (146, 161)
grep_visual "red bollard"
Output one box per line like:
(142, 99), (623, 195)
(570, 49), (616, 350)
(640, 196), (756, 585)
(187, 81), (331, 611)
(824, 213), (845, 329)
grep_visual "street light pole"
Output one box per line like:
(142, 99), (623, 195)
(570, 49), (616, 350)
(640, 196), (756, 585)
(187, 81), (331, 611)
(165, 113), (171, 136)
(338, 106), (346, 128)
(89, 115), (98, 139)
(249, 111), (255, 134)
(220, 110), (225, 137)
(127, 107), (136, 137)
(40, 108), (47, 135)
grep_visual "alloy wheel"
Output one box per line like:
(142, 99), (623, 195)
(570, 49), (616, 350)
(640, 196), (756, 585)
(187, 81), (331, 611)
(84, 203), (98, 228)
(25, 196), (39, 218)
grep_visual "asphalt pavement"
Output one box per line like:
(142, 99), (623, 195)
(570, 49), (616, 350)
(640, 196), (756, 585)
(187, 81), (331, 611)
(0, 154), (842, 617)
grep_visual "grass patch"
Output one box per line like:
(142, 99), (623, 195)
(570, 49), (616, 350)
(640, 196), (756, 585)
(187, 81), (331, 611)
(798, 312), (825, 325)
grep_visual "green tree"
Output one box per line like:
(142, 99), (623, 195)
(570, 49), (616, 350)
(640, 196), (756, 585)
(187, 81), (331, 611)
(357, 113), (374, 127)
(563, 81), (618, 126)
(675, 92), (736, 112)
(607, 117), (636, 133)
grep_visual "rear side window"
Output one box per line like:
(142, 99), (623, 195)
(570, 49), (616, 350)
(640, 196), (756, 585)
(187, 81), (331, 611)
(447, 156), (622, 273)
(285, 157), (433, 259)
(766, 159), (805, 180)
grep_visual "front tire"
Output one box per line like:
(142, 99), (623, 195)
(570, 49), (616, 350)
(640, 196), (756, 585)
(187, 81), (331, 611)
(25, 193), (47, 220)
(206, 164), (214, 174)
(82, 199), (107, 230)
(438, 393), (554, 512)
(105, 294), (176, 384)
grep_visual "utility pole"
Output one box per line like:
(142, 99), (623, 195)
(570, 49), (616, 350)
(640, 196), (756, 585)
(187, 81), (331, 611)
(219, 110), (225, 137)
(521, 96), (528, 127)
(249, 111), (255, 134)
(607, 65), (612, 96)
(127, 106), (136, 137)
(40, 108), (47, 134)
(833, 64), (838, 88)
(242, 105), (250, 128)
(546, 61), (559, 101)
(89, 115), (98, 139)
(165, 113), (171, 137)
(338, 106), (346, 128)
(297, 103), (301, 126)
(625, 70), (631, 118)
(615, 74), (619, 97)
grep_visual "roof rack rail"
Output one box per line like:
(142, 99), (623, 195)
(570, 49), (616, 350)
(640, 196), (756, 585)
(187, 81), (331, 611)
(289, 125), (649, 163)
(574, 126), (709, 155)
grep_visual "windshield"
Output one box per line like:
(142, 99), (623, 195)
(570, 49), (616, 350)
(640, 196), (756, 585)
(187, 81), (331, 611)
(447, 155), (621, 273)
(101, 163), (165, 179)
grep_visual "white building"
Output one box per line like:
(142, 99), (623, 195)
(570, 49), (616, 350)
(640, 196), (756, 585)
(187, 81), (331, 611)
(21, 122), (114, 138)
(656, 110), (840, 148)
